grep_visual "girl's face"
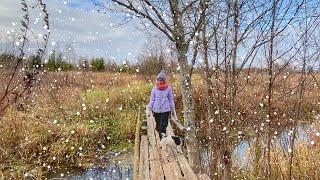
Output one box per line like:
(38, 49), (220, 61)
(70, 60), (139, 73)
(157, 79), (164, 83)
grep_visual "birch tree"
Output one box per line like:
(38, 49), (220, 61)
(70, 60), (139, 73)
(95, 0), (208, 172)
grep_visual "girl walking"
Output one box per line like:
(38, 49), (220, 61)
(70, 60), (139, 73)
(148, 70), (176, 139)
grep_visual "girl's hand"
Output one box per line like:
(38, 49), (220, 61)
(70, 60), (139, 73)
(171, 109), (177, 119)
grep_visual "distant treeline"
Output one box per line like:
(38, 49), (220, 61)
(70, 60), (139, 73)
(2, 52), (315, 76)
(0, 51), (179, 76)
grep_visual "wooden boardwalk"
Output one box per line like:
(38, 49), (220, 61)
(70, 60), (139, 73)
(133, 107), (210, 180)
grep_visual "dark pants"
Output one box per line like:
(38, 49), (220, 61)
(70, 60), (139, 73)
(153, 111), (170, 139)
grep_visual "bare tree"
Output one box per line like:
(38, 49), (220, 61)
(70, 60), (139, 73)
(288, 1), (320, 178)
(263, 0), (305, 177)
(199, 0), (273, 178)
(95, 0), (208, 172)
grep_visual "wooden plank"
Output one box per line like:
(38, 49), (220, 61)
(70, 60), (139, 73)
(159, 137), (176, 163)
(161, 160), (184, 179)
(149, 145), (164, 180)
(138, 137), (144, 179)
(149, 146), (157, 180)
(145, 106), (210, 180)
(160, 143), (169, 163)
(133, 107), (141, 180)
(154, 128), (162, 155)
(197, 173), (211, 180)
(146, 107), (164, 180)
(146, 109), (157, 148)
(138, 139), (143, 180)
(177, 154), (198, 180)
(143, 136), (150, 180)
(162, 163), (173, 180)
(160, 143), (183, 179)
(162, 162), (178, 180)
(166, 146), (178, 162)
(138, 135), (150, 180)
(164, 117), (185, 178)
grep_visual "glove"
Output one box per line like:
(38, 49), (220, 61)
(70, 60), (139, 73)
(148, 108), (154, 117)
(171, 108), (177, 119)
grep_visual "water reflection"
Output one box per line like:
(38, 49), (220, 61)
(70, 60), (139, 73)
(234, 125), (311, 167)
(49, 164), (132, 180)
(199, 124), (313, 172)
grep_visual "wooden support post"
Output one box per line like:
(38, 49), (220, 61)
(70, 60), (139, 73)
(133, 107), (141, 180)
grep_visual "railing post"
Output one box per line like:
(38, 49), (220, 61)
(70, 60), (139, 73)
(133, 106), (141, 180)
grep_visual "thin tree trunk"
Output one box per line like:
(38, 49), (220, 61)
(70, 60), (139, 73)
(222, 148), (232, 180)
(266, 0), (277, 178)
(253, 135), (263, 177)
(176, 44), (201, 173)
(222, 1), (239, 179)
(170, 0), (202, 173)
(289, 5), (308, 177)
(221, 2), (232, 178)
(202, 22), (217, 178)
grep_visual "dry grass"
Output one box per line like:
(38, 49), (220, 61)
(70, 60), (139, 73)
(0, 71), (151, 179)
(0, 71), (319, 179)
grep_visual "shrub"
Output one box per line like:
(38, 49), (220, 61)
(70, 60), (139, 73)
(45, 59), (56, 71)
(27, 55), (41, 70)
(137, 54), (166, 77)
(91, 58), (105, 72)
(45, 51), (73, 71)
(0, 53), (16, 68)
(105, 59), (118, 72)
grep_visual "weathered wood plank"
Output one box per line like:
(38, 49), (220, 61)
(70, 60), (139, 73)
(162, 162), (177, 180)
(177, 154), (198, 180)
(133, 107), (141, 180)
(160, 144), (169, 163)
(149, 146), (157, 180)
(146, 107), (164, 180)
(138, 140), (143, 180)
(197, 173), (211, 180)
(164, 117), (184, 178)
(154, 126), (162, 150)
(165, 160), (184, 179)
(138, 135), (150, 180)
(145, 106), (210, 180)
(149, 144), (164, 180)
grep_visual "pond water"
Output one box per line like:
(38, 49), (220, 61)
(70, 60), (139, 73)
(198, 124), (316, 172)
(48, 124), (317, 179)
(235, 124), (313, 166)
(48, 151), (133, 180)
(48, 164), (132, 180)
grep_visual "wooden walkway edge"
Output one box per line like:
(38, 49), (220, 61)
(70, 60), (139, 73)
(132, 106), (210, 180)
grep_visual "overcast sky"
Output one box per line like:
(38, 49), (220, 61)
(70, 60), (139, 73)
(0, 0), (147, 63)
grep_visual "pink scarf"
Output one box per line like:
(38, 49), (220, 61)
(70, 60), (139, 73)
(156, 81), (169, 90)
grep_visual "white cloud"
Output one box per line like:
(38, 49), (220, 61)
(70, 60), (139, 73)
(0, 0), (146, 63)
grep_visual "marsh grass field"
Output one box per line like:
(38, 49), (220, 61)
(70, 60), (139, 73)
(0, 72), (150, 178)
(0, 71), (319, 179)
